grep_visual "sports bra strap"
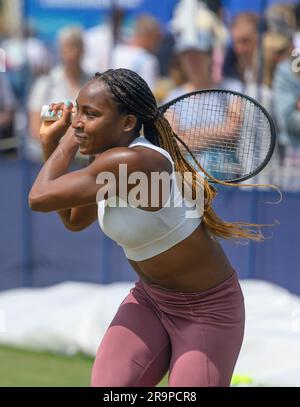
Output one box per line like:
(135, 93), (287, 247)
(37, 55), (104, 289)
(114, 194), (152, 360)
(128, 136), (174, 168)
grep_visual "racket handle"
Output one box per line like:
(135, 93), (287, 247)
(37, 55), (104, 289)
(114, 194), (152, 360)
(40, 105), (61, 121)
(40, 105), (75, 122)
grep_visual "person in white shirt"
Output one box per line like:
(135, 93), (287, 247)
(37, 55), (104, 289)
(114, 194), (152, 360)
(82, 7), (124, 75)
(111, 15), (162, 91)
(27, 26), (90, 162)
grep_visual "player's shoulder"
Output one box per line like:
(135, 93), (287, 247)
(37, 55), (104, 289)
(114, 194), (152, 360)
(91, 145), (171, 175)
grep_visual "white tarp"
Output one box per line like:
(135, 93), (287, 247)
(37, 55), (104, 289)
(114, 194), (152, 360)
(0, 279), (300, 386)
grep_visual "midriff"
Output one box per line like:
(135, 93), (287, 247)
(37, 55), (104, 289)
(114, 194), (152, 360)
(128, 222), (234, 293)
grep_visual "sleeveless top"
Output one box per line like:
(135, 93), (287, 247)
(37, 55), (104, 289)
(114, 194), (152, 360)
(97, 136), (202, 261)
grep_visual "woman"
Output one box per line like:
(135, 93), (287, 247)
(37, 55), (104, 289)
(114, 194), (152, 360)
(273, 50), (300, 190)
(29, 68), (262, 387)
(27, 26), (89, 163)
(163, 35), (242, 181)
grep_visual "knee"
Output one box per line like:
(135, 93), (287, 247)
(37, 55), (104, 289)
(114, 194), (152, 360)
(91, 372), (134, 387)
(90, 354), (168, 387)
(90, 357), (142, 387)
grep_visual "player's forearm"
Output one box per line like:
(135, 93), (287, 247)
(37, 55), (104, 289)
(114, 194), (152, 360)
(40, 121), (75, 161)
(41, 138), (60, 161)
(29, 111), (42, 140)
(56, 155), (97, 230)
(29, 130), (78, 205)
(56, 202), (98, 231)
(39, 133), (96, 229)
(38, 130), (74, 225)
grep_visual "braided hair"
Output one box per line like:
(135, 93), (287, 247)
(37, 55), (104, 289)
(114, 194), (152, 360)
(94, 68), (267, 241)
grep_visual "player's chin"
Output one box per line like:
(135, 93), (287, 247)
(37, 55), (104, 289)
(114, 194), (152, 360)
(78, 145), (93, 155)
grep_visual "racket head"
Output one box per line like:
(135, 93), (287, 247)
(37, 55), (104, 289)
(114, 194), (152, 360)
(159, 89), (276, 183)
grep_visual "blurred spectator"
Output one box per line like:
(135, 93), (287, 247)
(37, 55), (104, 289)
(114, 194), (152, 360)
(170, 0), (229, 85)
(1, 22), (51, 104)
(21, 22), (51, 78)
(222, 12), (272, 111)
(163, 31), (215, 103)
(154, 54), (187, 104)
(273, 54), (300, 148)
(83, 22), (112, 75)
(82, 7), (124, 75)
(111, 14), (162, 91)
(273, 55), (300, 134)
(293, 2), (300, 49)
(250, 32), (292, 187)
(201, 0), (224, 19)
(1, 36), (31, 104)
(168, 55), (187, 88)
(163, 33), (245, 180)
(263, 32), (292, 88)
(222, 13), (259, 89)
(27, 26), (90, 162)
(265, 3), (296, 38)
(0, 72), (16, 155)
(273, 52), (300, 189)
(155, 29), (175, 79)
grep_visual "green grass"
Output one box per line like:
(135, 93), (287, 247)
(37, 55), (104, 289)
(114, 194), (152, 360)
(0, 345), (261, 387)
(0, 345), (93, 387)
(0, 345), (168, 387)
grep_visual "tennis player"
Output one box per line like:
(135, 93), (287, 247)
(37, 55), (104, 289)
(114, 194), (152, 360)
(29, 68), (263, 387)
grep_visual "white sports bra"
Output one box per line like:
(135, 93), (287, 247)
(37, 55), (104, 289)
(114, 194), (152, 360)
(97, 136), (202, 261)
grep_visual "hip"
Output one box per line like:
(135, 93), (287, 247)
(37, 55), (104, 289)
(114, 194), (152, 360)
(132, 269), (245, 322)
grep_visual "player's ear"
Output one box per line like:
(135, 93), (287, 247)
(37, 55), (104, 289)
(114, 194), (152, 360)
(123, 114), (137, 134)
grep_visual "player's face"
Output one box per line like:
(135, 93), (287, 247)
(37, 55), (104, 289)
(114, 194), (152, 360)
(72, 80), (129, 155)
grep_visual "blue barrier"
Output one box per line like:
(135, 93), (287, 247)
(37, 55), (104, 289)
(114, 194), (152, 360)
(1, 157), (299, 295)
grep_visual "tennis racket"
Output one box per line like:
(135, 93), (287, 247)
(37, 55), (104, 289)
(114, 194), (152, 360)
(159, 89), (276, 183)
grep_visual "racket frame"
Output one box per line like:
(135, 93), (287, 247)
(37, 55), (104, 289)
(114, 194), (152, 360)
(159, 88), (277, 183)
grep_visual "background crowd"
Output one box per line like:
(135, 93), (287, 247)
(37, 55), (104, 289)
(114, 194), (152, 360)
(1, 0), (300, 190)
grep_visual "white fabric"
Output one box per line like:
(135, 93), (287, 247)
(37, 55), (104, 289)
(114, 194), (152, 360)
(82, 24), (113, 75)
(27, 66), (90, 112)
(0, 279), (300, 386)
(1, 37), (50, 73)
(97, 136), (202, 261)
(0, 282), (130, 357)
(111, 44), (159, 91)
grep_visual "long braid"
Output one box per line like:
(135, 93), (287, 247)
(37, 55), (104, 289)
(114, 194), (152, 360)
(94, 68), (273, 242)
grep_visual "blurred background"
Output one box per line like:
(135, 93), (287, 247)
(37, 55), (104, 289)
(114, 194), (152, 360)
(0, 0), (300, 387)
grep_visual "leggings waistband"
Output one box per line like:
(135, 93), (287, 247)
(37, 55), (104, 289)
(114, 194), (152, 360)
(135, 269), (239, 305)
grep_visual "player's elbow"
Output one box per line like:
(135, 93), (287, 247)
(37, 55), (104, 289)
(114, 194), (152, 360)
(61, 216), (91, 232)
(64, 222), (86, 232)
(28, 192), (53, 212)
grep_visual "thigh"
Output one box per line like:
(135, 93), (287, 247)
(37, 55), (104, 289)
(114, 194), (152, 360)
(91, 288), (171, 387)
(168, 324), (244, 387)
(168, 295), (245, 387)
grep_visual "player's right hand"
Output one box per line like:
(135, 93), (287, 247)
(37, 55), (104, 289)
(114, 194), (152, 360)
(39, 100), (74, 144)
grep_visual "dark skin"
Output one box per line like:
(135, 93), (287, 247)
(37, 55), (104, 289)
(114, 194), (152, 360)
(29, 79), (233, 292)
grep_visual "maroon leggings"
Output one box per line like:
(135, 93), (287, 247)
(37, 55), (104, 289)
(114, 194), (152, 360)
(91, 270), (245, 387)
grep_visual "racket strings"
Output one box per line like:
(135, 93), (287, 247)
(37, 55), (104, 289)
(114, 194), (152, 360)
(163, 91), (273, 182)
